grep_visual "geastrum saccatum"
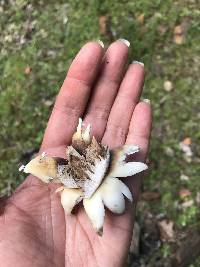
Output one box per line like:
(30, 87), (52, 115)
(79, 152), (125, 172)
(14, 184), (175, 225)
(19, 118), (148, 235)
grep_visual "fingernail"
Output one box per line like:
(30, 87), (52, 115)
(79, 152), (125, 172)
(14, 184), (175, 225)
(142, 99), (151, 104)
(97, 40), (104, 48)
(132, 60), (144, 67)
(118, 38), (130, 47)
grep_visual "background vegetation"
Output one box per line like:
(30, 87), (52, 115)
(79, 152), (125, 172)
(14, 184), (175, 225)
(0, 0), (199, 266)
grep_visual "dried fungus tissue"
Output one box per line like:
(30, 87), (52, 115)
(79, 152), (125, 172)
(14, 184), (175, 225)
(19, 118), (148, 235)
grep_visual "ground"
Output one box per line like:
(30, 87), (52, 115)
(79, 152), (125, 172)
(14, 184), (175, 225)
(0, 0), (200, 266)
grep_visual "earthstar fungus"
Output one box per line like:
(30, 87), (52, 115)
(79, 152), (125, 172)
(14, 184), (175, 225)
(19, 118), (148, 235)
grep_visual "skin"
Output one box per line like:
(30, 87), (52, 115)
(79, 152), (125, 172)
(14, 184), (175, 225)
(0, 40), (152, 267)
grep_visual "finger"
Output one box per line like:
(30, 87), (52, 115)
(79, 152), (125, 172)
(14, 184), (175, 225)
(41, 42), (104, 150)
(126, 100), (152, 161)
(123, 101), (152, 201)
(102, 62), (145, 148)
(84, 39), (130, 140)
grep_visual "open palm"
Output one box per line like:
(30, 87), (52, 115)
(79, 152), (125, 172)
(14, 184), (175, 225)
(0, 40), (152, 267)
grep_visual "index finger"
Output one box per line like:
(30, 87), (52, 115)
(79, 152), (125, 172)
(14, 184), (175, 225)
(41, 42), (104, 150)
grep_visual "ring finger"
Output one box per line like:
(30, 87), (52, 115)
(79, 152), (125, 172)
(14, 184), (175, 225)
(102, 62), (145, 148)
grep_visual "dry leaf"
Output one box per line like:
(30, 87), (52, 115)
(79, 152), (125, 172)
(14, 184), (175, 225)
(142, 191), (161, 200)
(196, 192), (200, 206)
(99, 15), (108, 35)
(164, 80), (173, 91)
(24, 66), (31, 74)
(182, 137), (192, 145)
(174, 35), (184, 44)
(179, 188), (191, 199)
(173, 25), (184, 44)
(173, 20), (189, 45)
(179, 141), (193, 158)
(174, 25), (183, 35)
(158, 219), (175, 242)
(43, 99), (54, 107)
(180, 174), (189, 181)
(179, 137), (193, 162)
(157, 25), (167, 35)
(181, 200), (194, 208)
(137, 13), (145, 25)
(164, 147), (174, 157)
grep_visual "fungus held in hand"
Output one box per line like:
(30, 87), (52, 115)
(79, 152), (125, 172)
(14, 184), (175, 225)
(19, 118), (148, 235)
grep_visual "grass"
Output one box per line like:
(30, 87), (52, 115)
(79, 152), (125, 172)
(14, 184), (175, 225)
(0, 0), (200, 265)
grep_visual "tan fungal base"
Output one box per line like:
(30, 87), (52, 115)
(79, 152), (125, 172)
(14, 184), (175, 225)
(19, 118), (148, 235)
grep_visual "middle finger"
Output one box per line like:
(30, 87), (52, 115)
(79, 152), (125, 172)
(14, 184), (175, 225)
(84, 39), (130, 140)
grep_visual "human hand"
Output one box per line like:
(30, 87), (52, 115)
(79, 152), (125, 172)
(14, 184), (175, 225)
(0, 40), (152, 267)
